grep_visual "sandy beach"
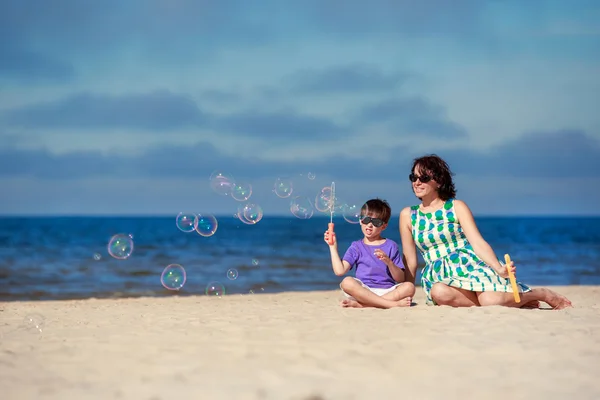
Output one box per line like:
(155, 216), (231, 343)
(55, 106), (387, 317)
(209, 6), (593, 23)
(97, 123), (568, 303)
(1, 286), (599, 400)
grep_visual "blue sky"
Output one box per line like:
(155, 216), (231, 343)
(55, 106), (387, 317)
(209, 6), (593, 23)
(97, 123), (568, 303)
(1, 0), (599, 216)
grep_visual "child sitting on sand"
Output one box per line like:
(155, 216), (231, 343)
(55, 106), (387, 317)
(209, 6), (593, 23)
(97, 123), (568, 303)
(324, 198), (415, 308)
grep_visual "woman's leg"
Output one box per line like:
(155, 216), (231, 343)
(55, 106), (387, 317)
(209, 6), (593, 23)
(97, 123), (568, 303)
(430, 283), (480, 307)
(477, 287), (572, 309)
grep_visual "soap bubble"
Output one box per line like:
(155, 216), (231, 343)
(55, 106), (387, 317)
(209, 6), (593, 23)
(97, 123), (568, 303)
(243, 203), (263, 224)
(290, 196), (314, 219)
(209, 171), (235, 196)
(176, 213), (198, 233)
(308, 172), (316, 180)
(273, 178), (293, 198)
(22, 313), (45, 333)
(236, 206), (254, 225)
(107, 234), (134, 260)
(315, 186), (337, 213)
(231, 182), (253, 201)
(252, 259), (259, 266)
(237, 203), (263, 224)
(226, 268), (238, 280)
(205, 282), (225, 296)
(195, 214), (218, 237)
(343, 204), (361, 224)
(93, 253), (102, 261)
(161, 264), (186, 290)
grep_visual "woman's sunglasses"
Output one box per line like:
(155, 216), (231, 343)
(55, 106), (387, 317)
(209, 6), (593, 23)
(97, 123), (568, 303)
(409, 173), (432, 183)
(359, 216), (385, 227)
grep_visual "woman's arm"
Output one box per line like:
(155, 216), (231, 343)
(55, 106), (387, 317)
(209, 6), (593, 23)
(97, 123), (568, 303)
(399, 207), (418, 284)
(454, 200), (507, 276)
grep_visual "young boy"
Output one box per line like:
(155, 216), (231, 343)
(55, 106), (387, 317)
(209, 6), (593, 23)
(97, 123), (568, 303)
(324, 198), (415, 308)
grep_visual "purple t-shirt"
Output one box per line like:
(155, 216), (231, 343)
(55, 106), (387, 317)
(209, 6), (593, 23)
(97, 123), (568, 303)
(343, 239), (404, 289)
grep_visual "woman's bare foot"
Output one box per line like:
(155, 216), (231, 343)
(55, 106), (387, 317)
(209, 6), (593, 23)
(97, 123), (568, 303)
(520, 300), (540, 309)
(341, 299), (364, 308)
(540, 288), (572, 310)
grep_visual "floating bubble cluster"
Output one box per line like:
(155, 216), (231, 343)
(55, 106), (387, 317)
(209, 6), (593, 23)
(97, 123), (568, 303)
(95, 171), (359, 298)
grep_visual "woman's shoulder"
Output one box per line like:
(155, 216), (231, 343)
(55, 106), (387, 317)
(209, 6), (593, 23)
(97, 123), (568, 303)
(448, 199), (474, 223)
(399, 206), (417, 223)
(400, 205), (419, 214)
(451, 199), (469, 210)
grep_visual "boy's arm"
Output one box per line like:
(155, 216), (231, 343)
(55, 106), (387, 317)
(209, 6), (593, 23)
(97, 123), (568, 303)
(329, 247), (352, 276)
(386, 260), (405, 282)
(375, 244), (405, 282)
(325, 230), (352, 276)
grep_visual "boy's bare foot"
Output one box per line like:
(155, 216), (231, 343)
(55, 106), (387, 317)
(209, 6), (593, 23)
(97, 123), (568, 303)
(340, 297), (412, 308)
(397, 296), (412, 307)
(340, 299), (364, 308)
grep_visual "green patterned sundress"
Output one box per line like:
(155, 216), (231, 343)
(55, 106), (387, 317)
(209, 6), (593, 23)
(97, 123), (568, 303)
(411, 199), (531, 305)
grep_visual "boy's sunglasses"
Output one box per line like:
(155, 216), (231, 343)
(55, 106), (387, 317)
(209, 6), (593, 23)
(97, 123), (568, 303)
(409, 173), (432, 183)
(360, 216), (385, 227)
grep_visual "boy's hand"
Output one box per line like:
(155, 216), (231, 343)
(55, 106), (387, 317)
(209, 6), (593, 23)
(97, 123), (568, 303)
(494, 260), (516, 279)
(374, 249), (391, 265)
(324, 230), (337, 247)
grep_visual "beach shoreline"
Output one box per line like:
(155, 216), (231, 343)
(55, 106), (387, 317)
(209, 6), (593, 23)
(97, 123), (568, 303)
(1, 285), (599, 399)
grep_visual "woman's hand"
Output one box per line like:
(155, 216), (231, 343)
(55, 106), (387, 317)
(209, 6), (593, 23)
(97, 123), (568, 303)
(495, 260), (516, 279)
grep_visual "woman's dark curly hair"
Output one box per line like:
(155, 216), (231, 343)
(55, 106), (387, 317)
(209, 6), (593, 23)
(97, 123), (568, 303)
(411, 154), (456, 201)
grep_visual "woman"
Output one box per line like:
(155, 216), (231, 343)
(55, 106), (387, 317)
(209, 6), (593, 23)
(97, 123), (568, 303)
(399, 154), (572, 309)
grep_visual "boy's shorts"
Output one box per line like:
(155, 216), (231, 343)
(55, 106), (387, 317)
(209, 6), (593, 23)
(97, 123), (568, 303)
(341, 277), (404, 300)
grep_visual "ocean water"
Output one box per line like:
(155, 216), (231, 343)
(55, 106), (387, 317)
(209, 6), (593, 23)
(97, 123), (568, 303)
(0, 215), (599, 301)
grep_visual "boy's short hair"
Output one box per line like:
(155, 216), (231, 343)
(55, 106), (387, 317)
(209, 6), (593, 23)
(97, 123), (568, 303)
(360, 198), (392, 223)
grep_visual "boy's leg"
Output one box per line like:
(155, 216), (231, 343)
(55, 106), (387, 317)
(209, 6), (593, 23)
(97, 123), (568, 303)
(380, 282), (415, 305)
(340, 277), (411, 309)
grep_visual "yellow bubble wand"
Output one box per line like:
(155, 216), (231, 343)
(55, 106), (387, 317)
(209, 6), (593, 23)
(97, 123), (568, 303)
(504, 254), (521, 303)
